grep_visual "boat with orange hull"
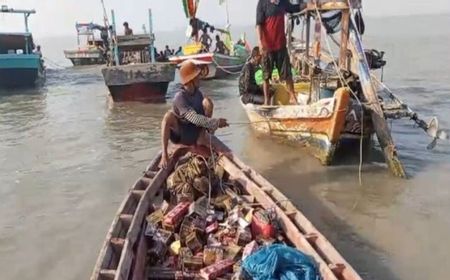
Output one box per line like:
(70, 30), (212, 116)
(241, 0), (447, 176)
(90, 137), (363, 280)
(241, 87), (372, 164)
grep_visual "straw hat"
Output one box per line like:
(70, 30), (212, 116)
(179, 59), (202, 85)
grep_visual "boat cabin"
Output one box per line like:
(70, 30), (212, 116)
(0, 32), (37, 55)
(114, 34), (153, 65)
(75, 22), (107, 50)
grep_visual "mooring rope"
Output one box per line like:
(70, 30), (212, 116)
(211, 55), (245, 75)
(43, 56), (66, 69)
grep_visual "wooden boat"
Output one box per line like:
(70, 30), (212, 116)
(64, 22), (107, 66)
(90, 137), (363, 280)
(102, 9), (175, 103)
(241, 86), (372, 165)
(102, 62), (176, 103)
(0, 6), (45, 89)
(242, 0), (446, 177)
(169, 51), (247, 80)
(169, 0), (249, 79)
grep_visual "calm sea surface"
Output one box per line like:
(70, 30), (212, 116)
(1, 15), (449, 280)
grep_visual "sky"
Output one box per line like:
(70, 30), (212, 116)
(0, 0), (449, 37)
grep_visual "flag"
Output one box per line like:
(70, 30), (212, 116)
(182, 0), (200, 18)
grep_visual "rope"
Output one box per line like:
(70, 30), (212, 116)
(315, 4), (365, 186)
(43, 56), (66, 69)
(211, 55), (245, 75)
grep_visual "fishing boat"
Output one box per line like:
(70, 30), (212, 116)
(0, 6), (45, 89)
(102, 9), (176, 102)
(90, 136), (363, 280)
(241, 0), (447, 177)
(64, 22), (108, 66)
(168, 0), (250, 79)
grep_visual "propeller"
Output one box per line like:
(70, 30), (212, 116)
(425, 117), (449, 150)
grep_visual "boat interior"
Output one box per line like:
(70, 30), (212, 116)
(91, 143), (361, 280)
(0, 33), (35, 55)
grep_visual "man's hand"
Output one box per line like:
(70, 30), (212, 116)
(259, 44), (267, 56)
(159, 152), (169, 169)
(218, 118), (229, 128)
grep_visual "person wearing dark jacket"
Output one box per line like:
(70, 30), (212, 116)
(239, 47), (264, 105)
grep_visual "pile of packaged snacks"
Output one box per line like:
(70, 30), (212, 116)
(145, 155), (284, 280)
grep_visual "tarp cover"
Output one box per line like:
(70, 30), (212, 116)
(242, 244), (321, 280)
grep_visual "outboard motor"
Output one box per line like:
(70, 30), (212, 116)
(365, 49), (386, 70)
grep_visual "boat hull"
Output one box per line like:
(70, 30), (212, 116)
(102, 62), (176, 103)
(0, 54), (45, 88)
(64, 49), (105, 66)
(107, 82), (170, 103)
(90, 138), (363, 280)
(169, 52), (246, 79)
(242, 88), (351, 164)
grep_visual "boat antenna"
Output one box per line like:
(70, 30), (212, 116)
(100, 0), (110, 28)
(225, 0), (230, 27)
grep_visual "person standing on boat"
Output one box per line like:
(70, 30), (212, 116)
(200, 28), (212, 52)
(34, 45), (42, 57)
(123, 22), (133, 36)
(256, 0), (305, 105)
(160, 60), (229, 168)
(175, 47), (183, 56)
(214, 35), (229, 55)
(164, 45), (172, 57)
(239, 47), (265, 105)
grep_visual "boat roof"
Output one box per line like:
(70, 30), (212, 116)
(0, 33), (34, 51)
(117, 34), (152, 51)
(0, 32), (33, 37)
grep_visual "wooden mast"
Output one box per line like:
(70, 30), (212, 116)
(303, 0), (406, 177)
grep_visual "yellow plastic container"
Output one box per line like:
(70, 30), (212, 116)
(183, 43), (202, 55)
(273, 82), (311, 105)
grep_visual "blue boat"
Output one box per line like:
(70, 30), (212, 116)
(0, 6), (45, 88)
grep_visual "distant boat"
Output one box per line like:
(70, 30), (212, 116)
(64, 22), (108, 66)
(101, 9), (175, 102)
(169, 0), (250, 79)
(0, 6), (45, 89)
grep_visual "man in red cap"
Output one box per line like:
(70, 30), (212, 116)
(160, 60), (229, 168)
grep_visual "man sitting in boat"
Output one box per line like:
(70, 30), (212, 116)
(123, 22), (133, 36)
(214, 35), (230, 55)
(160, 60), (229, 168)
(256, 0), (304, 105)
(200, 28), (212, 52)
(239, 47), (265, 105)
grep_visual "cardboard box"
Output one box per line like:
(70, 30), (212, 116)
(199, 259), (234, 280)
(163, 201), (191, 229)
(203, 247), (224, 266)
(186, 231), (203, 253)
(182, 256), (203, 271)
